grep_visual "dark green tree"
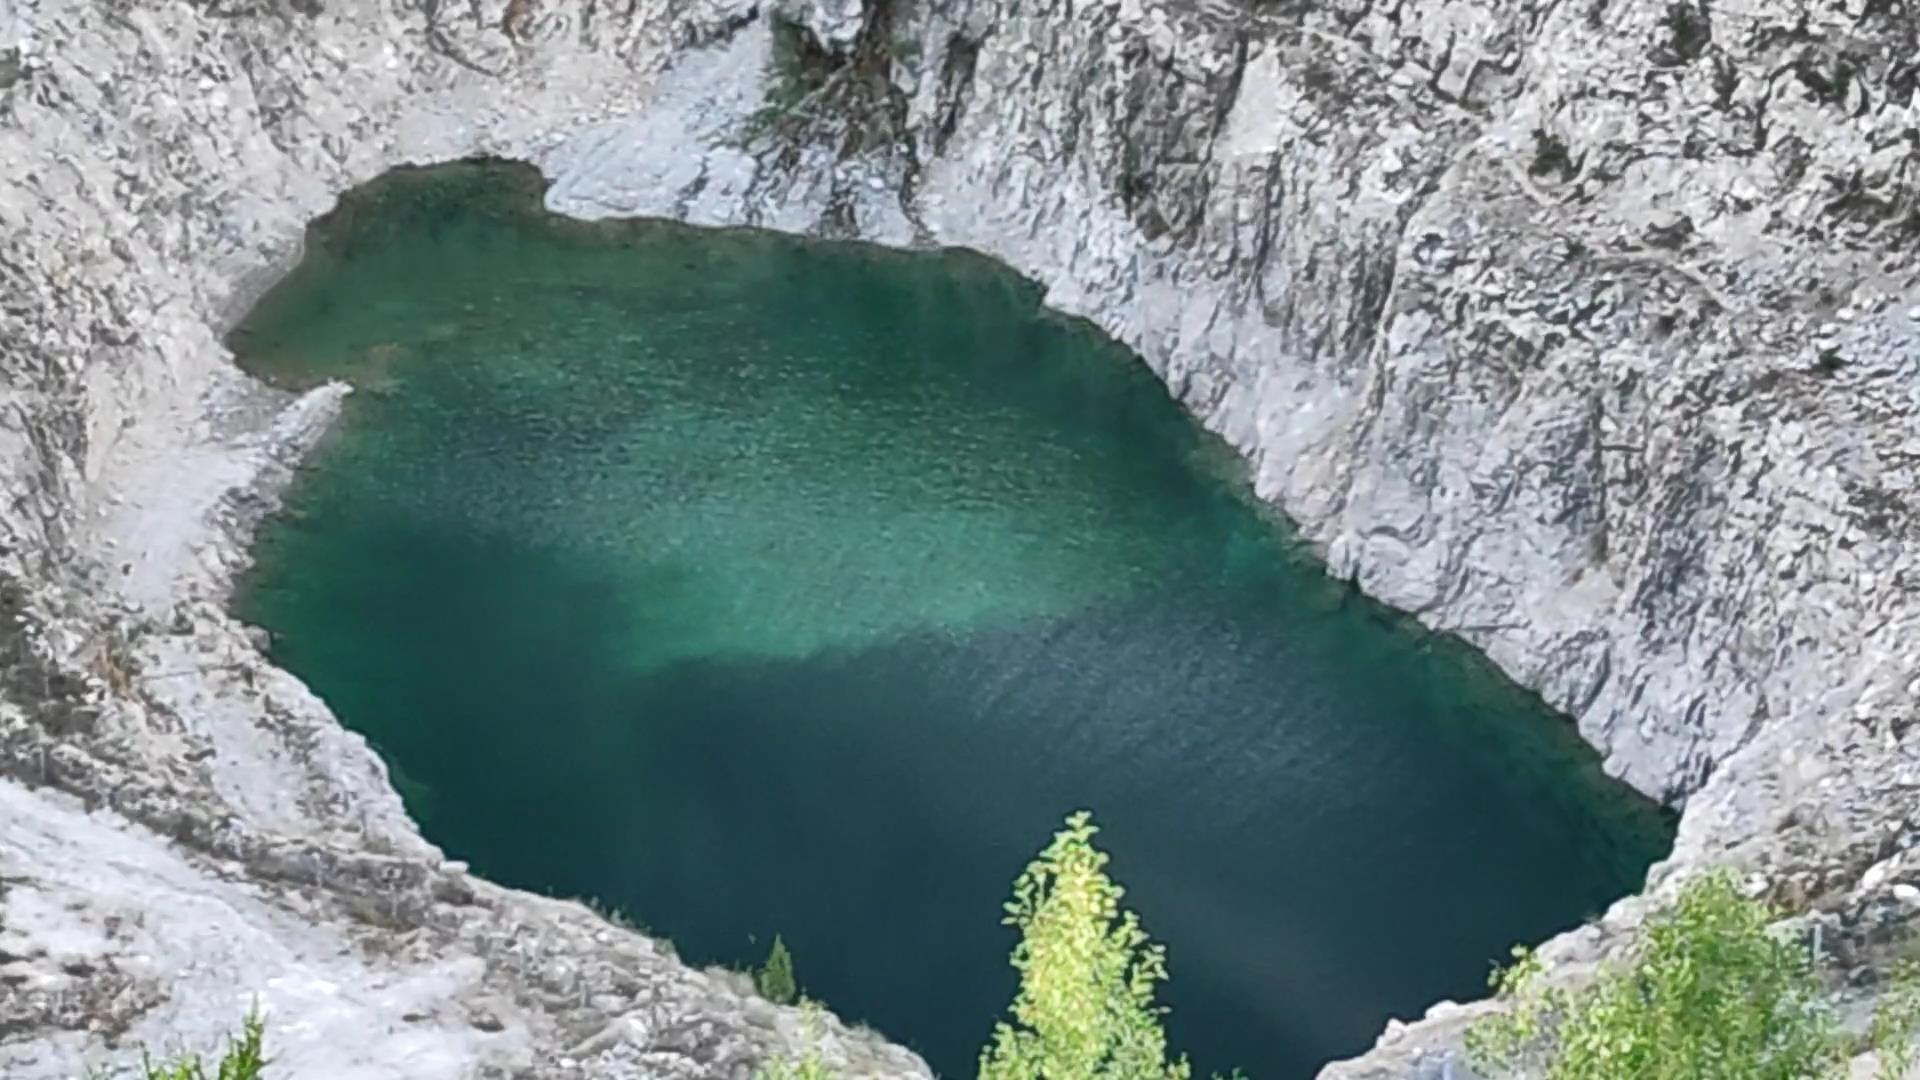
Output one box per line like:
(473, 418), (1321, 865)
(758, 933), (800, 1006)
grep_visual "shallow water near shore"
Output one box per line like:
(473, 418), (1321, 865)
(234, 163), (1673, 1079)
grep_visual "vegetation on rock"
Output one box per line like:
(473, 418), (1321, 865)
(740, 8), (911, 158)
(759, 933), (801, 1006)
(754, 1000), (837, 1080)
(1467, 872), (1920, 1080)
(106, 830), (1920, 1080)
(89, 1010), (267, 1080)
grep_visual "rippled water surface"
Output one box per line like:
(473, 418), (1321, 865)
(235, 164), (1673, 1079)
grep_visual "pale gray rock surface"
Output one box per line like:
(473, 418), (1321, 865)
(2, 0), (1918, 1074)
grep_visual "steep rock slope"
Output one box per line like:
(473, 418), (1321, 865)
(0, 0), (1917, 1074)
(0, 2), (929, 1077)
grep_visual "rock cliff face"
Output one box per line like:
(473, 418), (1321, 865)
(2, 0), (1918, 1075)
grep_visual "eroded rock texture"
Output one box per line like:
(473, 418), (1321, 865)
(1, 0), (1918, 1073)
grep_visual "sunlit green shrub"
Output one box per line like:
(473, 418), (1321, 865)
(1468, 872), (1920, 1080)
(978, 810), (1192, 1080)
(90, 1009), (268, 1080)
(753, 1000), (836, 1080)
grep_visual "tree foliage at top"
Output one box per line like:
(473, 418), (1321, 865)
(1467, 872), (1920, 1080)
(978, 810), (1192, 1080)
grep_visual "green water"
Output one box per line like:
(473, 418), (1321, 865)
(234, 163), (1673, 1079)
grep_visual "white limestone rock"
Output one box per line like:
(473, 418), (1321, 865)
(3, 0), (1920, 1074)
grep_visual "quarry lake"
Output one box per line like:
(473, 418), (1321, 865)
(233, 164), (1673, 1079)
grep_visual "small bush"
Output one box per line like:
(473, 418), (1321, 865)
(1467, 872), (1919, 1080)
(753, 1000), (834, 1080)
(755, 1050), (835, 1080)
(90, 1010), (269, 1080)
(1872, 967), (1920, 1080)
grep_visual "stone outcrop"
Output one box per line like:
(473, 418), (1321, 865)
(1, 0), (1918, 1074)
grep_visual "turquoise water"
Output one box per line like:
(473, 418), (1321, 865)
(234, 164), (1673, 1079)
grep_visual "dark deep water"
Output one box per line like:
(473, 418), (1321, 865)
(233, 164), (1674, 1079)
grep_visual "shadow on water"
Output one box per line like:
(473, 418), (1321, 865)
(234, 161), (1674, 1079)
